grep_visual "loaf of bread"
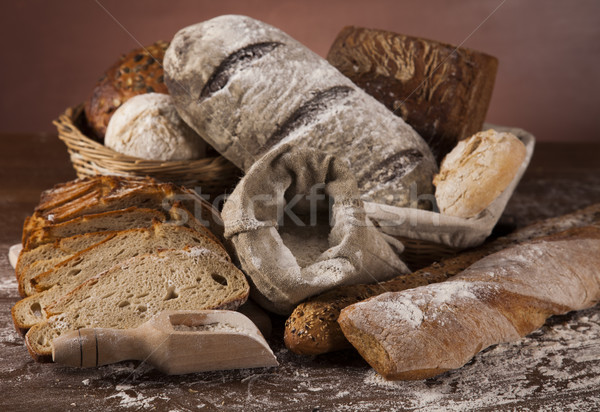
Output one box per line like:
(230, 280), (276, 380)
(284, 202), (600, 355)
(327, 26), (498, 163)
(12, 176), (250, 363)
(434, 130), (527, 218)
(105, 93), (207, 161)
(13, 221), (229, 334)
(25, 247), (249, 361)
(164, 15), (437, 207)
(23, 206), (165, 251)
(84, 41), (169, 140)
(22, 176), (223, 244)
(338, 226), (600, 380)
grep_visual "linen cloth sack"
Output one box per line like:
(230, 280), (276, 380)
(222, 144), (409, 314)
(364, 125), (535, 251)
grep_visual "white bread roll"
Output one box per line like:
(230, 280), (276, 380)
(434, 129), (526, 218)
(105, 93), (206, 161)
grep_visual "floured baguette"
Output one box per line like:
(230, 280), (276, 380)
(338, 226), (600, 380)
(25, 247), (250, 361)
(284, 203), (600, 354)
(12, 222), (228, 333)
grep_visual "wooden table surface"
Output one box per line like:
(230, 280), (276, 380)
(1, 134), (600, 411)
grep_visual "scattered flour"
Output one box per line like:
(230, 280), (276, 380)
(108, 384), (170, 409)
(173, 322), (244, 333)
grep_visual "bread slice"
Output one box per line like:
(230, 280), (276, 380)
(17, 202), (222, 296)
(12, 222), (228, 333)
(25, 247), (250, 361)
(24, 207), (166, 250)
(24, 177), (224, 245)
(35, 175), (156, 213)
(16, 232), (112, 296)
(23, 176), (156, 244)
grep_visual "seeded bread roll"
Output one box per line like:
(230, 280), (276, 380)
(434, 130), (527, 218)
(164, 15), (437, 207)
(327, 26), (498, 163)
(84, 41), (169, 140)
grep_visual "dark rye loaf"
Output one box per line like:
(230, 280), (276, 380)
(327, 26), (498, 163)
(164, 15), (437, 208)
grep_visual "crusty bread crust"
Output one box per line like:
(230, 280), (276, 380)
(284, 203), (600, 355)
(327, 26), (498, 164)
(433, 130), (527, 218)
(84, 41), (169, 140)
(338, 226), (600, 380)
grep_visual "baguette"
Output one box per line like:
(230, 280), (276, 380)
(338, 226), (600, 380)
(25, 247), (249, 361)
(284, 203), (600, 354)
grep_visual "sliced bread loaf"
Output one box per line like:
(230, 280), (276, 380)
(18, 203), (222, 296)
(25, 247), (250, 361)
(13, 222), (228, 333)
(24, 176), (224, 244)
(16, 232), (112, 296)
(24, 207), (166, 250)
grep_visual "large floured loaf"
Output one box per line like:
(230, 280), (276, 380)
(25, 247), (250, 361)
(338, 226), (600, 380)
(164, 15), (437, 207)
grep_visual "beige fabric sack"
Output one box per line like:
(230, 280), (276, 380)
(221, 144), (410, 314)
(364, 125), (535, 249)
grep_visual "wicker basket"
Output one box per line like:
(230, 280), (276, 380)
(53, 105), (241, 197)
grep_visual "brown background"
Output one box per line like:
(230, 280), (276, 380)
(1, 0), (599, 142)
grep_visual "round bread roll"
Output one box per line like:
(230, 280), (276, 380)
(84, 41), (169, 140)
(433, 129), (526, 218)
(105, 93), (206, 161)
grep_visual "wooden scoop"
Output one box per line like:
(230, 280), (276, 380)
(51, 310), (278, 374)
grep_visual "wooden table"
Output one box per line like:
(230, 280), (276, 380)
(1, 134), (599, 411)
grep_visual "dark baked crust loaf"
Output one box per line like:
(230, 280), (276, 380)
(84, 41), (169, 140)
(327, 26), (498, 163)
